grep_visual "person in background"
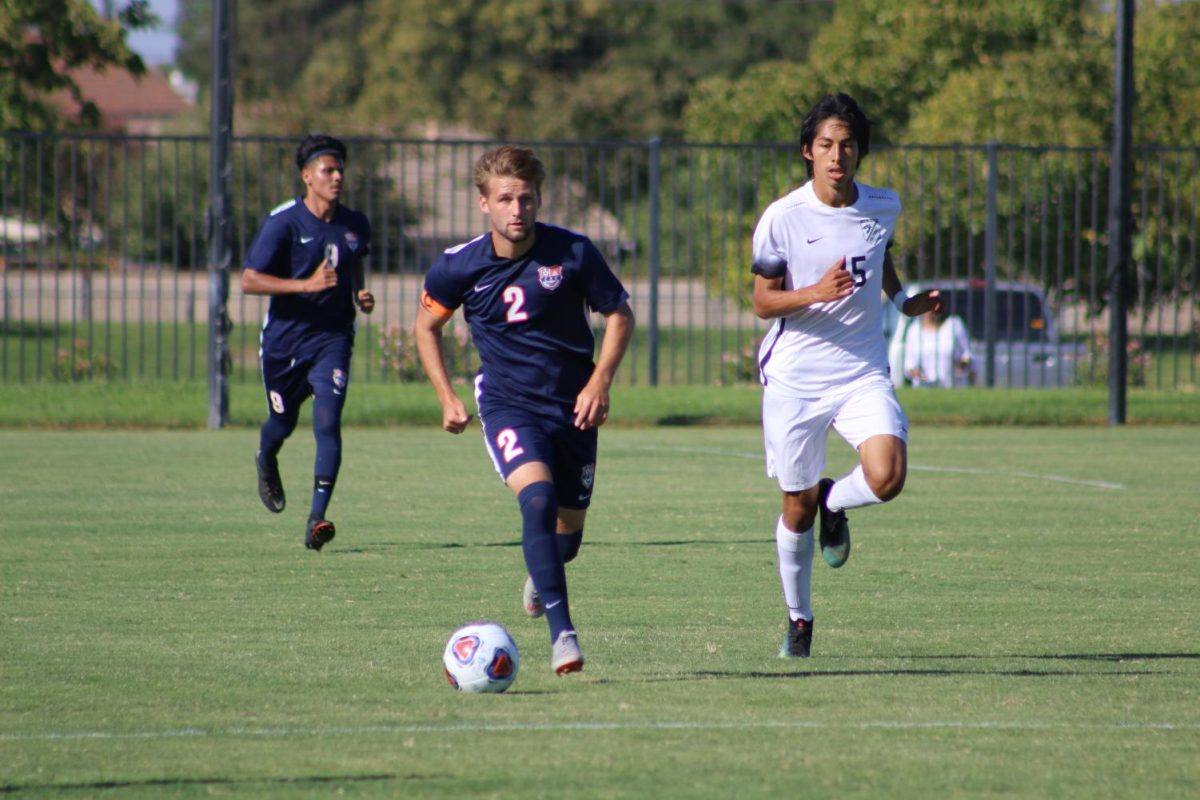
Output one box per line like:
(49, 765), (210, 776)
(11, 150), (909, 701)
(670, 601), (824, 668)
(904, 308), (975, 388)
(242, 133), (374, 552)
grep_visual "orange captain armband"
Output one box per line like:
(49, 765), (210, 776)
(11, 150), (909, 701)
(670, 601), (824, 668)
(420, 290), (455, 320)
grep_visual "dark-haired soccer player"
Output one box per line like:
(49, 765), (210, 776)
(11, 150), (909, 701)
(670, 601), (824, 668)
(414, 145), (635, 675)
(242, 133), (375, 551)
(750, 93), (942, 657)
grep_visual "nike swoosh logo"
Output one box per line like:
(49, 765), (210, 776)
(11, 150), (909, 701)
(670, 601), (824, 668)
(473, 282), (494, 292)
(806, 237), (823, 244)
(577, 494), (591, 502)
(546, 600), (562, 610)
(300, 236), (315, 244)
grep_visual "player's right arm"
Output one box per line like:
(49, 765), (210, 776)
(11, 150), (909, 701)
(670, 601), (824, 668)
(751, 259), (854, 320)
(241, 262), (337, 296)
(749, 203), (852, 319)
(240, 219), (337, 296)
(413, 290), (472, 434)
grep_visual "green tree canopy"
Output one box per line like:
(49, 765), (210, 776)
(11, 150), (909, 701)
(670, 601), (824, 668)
(0, 0), (154, 130)
(174, 0), (830, 140)
(685, 0), (1200, 148)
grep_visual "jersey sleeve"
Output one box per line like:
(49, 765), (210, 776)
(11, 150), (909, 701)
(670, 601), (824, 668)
(750, 205), (787, 279)
(243, 215), (290, 274)
(421, 253), (464, 316)
(355, 211), (373, 259)
(578, 239), (629, 314)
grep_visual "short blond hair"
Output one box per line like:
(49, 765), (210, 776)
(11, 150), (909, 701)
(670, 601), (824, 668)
(473, 145), (545, 197)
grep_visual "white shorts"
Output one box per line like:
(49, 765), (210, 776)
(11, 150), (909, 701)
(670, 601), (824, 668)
(762, 372), (908, 492)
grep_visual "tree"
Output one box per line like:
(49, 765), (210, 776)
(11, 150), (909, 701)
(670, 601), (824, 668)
(0, 0), (155, 131)
(176, 0), (367, 121)
(682, 0), (1200, 314)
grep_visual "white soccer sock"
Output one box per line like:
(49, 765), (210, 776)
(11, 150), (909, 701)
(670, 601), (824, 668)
(826, 464), (883, 512)
(775, 516), (814, 622)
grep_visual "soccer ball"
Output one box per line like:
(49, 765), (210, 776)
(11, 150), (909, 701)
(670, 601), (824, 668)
(442, 621), (520, 693)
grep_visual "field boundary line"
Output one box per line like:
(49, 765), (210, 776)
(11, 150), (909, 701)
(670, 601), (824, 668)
(4, 718), (1196, 742)
(614, 444), (1126, 490)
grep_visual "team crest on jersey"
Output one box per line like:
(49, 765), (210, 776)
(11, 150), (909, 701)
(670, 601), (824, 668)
(332, 369), (347, 391)
(538, 265), (564, 291)
(860, 218), (886, 246)
(580, 463), (595, 489)
(344, 232), (360, 252)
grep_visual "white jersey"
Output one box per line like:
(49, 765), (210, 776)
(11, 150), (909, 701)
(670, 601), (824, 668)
(752, 180), (901, 397)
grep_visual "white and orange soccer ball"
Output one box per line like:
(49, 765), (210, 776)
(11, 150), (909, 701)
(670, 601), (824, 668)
(442, 621), (520, 693)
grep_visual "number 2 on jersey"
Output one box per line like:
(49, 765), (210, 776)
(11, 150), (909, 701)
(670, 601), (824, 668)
(503, 286), (529, 323)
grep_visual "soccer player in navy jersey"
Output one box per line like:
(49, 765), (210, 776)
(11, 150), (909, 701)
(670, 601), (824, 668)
(414, 145), (635, 675)
(241, 133), (375, 552)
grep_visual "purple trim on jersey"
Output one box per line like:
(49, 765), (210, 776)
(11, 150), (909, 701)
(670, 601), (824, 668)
(758, 318), (786, 386)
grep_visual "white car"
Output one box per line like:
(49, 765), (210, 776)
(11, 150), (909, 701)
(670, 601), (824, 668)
(885, 280), (1087, 388)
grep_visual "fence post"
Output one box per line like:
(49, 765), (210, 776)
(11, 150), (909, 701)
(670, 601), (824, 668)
(984, 140), (999, 388)
(1107, 0), (1134, 425)
(207, 0), (234, 429)
(647, 137), (661, 387)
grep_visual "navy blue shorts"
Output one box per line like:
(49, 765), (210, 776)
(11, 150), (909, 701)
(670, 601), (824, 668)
(479, 404), (599, 510)
(260, 335), (353, 419)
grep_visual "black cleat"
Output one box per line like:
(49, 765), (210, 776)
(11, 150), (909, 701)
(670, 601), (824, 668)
(778, 617), (813, 659)
(256, 451), (286, 513)
(305, 514), (336, 551)
(817, 478), (850, 568)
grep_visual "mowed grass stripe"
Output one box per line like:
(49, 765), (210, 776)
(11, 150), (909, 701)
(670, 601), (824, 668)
(7, 717), (1200, 742)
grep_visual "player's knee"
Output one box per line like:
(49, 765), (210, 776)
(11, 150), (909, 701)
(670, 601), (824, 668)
(869, 467), (906, 502)
(782, 493), (818, 532)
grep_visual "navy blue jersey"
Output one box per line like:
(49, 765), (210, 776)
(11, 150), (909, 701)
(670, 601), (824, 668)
(244, 197), (371, 353)
(422, 222), (628, 420)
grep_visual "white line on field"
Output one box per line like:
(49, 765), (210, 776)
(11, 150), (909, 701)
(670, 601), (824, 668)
(2, 718), (1195, 742)
(615, 444), (1126, 490)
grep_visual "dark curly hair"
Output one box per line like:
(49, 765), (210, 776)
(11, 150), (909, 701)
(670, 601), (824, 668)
(295, 133), (346, 171)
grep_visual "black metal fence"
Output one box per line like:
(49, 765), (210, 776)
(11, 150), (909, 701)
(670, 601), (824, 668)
(2, 132), (1197, 389)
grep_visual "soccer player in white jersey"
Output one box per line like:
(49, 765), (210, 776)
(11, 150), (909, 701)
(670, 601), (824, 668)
(750, 93), (943, 658)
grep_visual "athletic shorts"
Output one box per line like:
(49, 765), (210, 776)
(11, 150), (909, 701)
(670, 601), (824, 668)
(762, 372), (907, 493)
(260, 334), (353, 419)
(477, 402), (599, 510)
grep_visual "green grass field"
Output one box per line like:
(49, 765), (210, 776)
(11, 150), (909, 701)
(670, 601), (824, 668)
(2, 424), (1198, 798)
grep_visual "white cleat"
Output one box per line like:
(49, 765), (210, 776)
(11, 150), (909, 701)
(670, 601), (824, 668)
(551, 629), (584, 675)
(523, 574), (545, 618)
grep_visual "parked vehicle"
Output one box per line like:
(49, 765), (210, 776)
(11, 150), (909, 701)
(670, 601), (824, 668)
(884, 280), (1087, 388)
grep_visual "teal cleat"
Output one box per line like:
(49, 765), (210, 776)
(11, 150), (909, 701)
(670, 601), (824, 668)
(817, 478), (851, 568)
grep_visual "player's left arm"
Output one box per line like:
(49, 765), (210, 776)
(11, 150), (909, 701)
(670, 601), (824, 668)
(574, 300), (635, 430)
(883, 249), (942, 316)
(352, 259), (374, 314)
(352, 217), (375, 314)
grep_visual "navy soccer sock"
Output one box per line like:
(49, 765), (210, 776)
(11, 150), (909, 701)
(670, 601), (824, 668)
(259, 412), (295, 464)
(310, 397), (343, 518)
(519, 482), (573, 641)
(556, 530), (583, 564)
(311, 475), (336, 519)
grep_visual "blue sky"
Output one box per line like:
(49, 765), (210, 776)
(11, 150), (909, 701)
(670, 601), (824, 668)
(91, 0), (180, 66)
